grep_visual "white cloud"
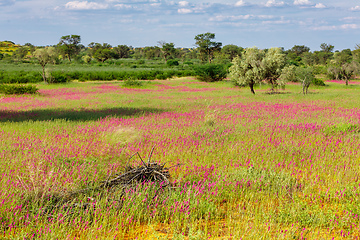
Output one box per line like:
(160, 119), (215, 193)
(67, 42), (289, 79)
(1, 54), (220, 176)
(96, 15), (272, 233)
(265, 0), (284, 7)
(310, 25), (337, 30)
(314, 3), (326, 8)
(235, 0), (246, 7)
(293, 0), (312, 5)
(150, 3), (161, 7)
(209, 14), (275, 22)
(65, 1), (108, 10)
(341, 17), (360, 21)
(262, 19), (290, 24)
(178, 1), (189, 7)
(178, 8), (192, 14)
(341, 24), (359, 29)
(350, 6), (360, 11)
(114, 4), (132, 9)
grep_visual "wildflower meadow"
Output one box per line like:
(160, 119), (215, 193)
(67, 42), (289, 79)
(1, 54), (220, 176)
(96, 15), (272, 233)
(1, 78), (360, 239)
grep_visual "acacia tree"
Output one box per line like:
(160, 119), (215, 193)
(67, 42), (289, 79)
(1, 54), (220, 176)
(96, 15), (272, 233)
(262, 48), (286, 91)
(194, 32), (222, 63)
(327, 49), (359, 85)
(280, 66), (314, 94)
(229, 47), (285, 94)
(113, 45), (131, 59)
(33, 47), (57, 83)
(158, 41), (176, 63)
(57, 35), (81, 62)
(221, 44), (243, 61)
(92, 43), (113, 62)
(229, 47), (264, 94)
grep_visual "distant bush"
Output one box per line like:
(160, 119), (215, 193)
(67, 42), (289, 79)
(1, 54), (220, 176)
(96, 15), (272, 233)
(123, 79), (143, 87)
(166, 59), (179, 67)
(0, 84), (38, 94)
(183, 61), (193, 65)
(0, 68), (196, 83)
(156, 73), (167, 80)
(49, 71), (68, 83)
(194, 64), (227, 82)
(312, 78), (326, 86)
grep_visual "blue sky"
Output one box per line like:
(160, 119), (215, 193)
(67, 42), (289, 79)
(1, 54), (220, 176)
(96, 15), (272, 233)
(1, 0), (360, 51)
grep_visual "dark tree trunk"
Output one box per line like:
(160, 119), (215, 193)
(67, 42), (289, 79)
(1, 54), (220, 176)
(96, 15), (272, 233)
(249, 82), (255, 94)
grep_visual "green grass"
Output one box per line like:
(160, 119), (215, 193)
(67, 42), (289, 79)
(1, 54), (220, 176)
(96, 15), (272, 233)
(1, 78), (360, 239)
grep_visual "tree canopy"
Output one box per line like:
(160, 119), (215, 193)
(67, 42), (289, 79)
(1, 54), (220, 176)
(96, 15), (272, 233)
(194, 33), (222, 63)
(57, 35), (81, 62)
(229, 47), (285, 94)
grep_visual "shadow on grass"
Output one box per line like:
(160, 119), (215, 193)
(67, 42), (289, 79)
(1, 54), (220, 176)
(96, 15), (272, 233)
(0, 107), (164, 122)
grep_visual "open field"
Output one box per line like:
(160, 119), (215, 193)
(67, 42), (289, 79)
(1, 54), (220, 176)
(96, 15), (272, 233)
(1, 78), (360, 239)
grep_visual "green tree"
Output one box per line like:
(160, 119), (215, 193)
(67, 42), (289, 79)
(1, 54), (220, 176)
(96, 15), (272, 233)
(290, 45), (310, 56)
(194, 33), (222, 63)
(112, 45), (130, 59)
(221, 44), (243, 61)
(12, 46), (28, 60)
(280, 66), (314, 94)
(33, 47), (57, 83)
(143, 46), (161, 60)
(334, 49), (352, 64)
(92, 43), (113, 62)
(262, 48), (286, 91)
(327, 61), (360, 85)
(194, 64), (227, 82)
(229, 47), (265, 94)
(320, 43), (334, 53)
(57, 35), (81, 62)
(158, 41), (176, 63)
(229, 47), (285, 94)
(327, 48), (359, 85)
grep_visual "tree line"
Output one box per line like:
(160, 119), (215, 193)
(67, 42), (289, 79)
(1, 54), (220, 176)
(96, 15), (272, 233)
(1, 33), (360, 90)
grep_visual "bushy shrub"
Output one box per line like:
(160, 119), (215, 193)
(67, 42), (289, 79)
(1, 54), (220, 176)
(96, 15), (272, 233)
(312, 78), (326, 86)
(0, 84), (38, 94)
(50, 71), (68, 83)
(166, 59), (179, 67)
(156, 73), (167, 80)
(123, 79), (143, 87)
(194, 64), (227, 82)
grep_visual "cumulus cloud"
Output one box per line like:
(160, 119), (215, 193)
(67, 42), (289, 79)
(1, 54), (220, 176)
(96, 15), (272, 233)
(265, 0), (284, 7)
(178, 8), (192, 14)
(310, 25), (337, 30)
(314, 3), (326, 8)
(65, 1), (108, 10)
(235, 0), (246, 7)
(209, 14), (275, 22)
(178, 1), (189, 7)
(341, 24), (359, 29)
(114, 4), (132, 9)
(293, 0), (312, 5)
(350, 6), (360, 11)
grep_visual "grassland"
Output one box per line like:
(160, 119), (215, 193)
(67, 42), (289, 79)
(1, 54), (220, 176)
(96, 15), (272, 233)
(1, 78), (360, 239)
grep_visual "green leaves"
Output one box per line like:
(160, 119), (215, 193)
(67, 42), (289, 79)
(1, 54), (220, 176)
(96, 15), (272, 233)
(229, 47), (285, 93)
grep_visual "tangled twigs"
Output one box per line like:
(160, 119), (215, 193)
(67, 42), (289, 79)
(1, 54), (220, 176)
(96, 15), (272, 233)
(40, 146), (174, 216)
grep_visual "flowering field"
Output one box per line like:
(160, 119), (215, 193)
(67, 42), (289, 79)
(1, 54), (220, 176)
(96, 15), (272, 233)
(1, 78), (360, 239)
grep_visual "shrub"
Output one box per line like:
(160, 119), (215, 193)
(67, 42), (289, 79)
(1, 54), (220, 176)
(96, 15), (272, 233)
(123, 79), (143, 87)
(166, 59), (179, 67)
(312, 78), (325, 86)
(50, 72), (68, 83)
(0, 84), (38, 94)
(156, 73), (167, 80)
(194, 64), (227, 82)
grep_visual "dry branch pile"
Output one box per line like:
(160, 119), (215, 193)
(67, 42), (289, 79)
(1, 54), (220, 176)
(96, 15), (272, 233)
(40, 147), (173, 216)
